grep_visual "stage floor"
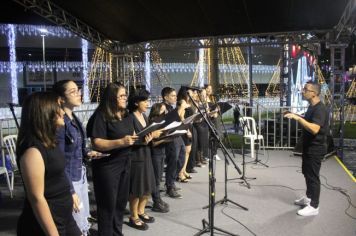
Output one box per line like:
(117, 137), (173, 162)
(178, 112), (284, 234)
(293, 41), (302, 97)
(1, 150), (355, 236)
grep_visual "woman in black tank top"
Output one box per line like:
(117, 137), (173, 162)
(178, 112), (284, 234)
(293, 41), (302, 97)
(16, 92), (80, 236)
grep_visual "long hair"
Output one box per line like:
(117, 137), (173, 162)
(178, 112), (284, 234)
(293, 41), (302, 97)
(96, 82), (126, 121)
(177, 86), (190, 107)
(17, 92), (61, 153)
(148, 102), (165, 123)
(204, 84), (215, 103)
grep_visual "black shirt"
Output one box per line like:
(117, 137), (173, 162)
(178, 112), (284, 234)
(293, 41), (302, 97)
(86, 111), (135, 161)
(17, 138), (77, 235)
(302, 101), (329, 155)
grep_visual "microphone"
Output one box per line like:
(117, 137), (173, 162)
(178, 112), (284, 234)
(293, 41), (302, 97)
(181, 85), (202, 92)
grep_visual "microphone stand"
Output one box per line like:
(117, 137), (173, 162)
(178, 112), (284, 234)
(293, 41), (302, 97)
(246, 101), (268, 168)
(188, 92), (243, 236)
(7, 103), (20, 129)
(231, 117), (256, 189)
(204, 95), (248, 210)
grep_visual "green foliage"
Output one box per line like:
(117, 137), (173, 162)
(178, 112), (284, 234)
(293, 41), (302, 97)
(344, 122), (356, 139)
(223, 134), (243, 149)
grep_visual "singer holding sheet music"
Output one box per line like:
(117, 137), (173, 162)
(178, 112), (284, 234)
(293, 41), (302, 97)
(127, 89), (158, 231)
(205, 84), (221, 160)
(161, 87), (186, 199)
(148, 103), (170, 213)
(86, 82), (138, 236)
(177, 87), (194, 181)
(194, 88), (209, 166)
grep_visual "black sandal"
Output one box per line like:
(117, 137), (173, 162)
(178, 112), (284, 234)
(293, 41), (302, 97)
(128, 217), (148, 230)
(138, 213), (155, 223)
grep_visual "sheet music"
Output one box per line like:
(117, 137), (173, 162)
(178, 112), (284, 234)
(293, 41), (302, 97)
(162, 121), (182, 131)
(182, 113), (201, 125)
(136, 120), (165, 136)
(155, 129), (187, 141)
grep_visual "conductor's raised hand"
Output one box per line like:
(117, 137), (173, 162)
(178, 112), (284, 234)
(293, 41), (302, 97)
(284, 112), (301, 121)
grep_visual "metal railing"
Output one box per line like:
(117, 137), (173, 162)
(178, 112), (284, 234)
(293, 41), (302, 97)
(225, 102), (308, 149)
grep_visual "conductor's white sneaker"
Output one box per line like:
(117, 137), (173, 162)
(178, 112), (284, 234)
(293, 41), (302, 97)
(297, 205), (319, 216)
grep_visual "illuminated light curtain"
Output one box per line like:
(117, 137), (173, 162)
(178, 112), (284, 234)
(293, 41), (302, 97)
(81, 39), (89, 102)
(198, 48), (205, 88)
(145, 43), (151, 92)
(7, 24), (18, 104)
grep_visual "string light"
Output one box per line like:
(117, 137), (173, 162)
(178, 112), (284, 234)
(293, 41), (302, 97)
(7, 24), (18, 104)
(0, 24), (75, 38)
(145, 43), (151, 92)
(81, 39), (89, 103)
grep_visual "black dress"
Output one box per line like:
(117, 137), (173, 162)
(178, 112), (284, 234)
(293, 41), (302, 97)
(129, 113), (156, 197)
(17, 139), (81, 236)
(181, 107), (194, 146)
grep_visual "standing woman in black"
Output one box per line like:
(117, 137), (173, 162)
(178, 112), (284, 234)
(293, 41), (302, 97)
(16, 92), (81, 236)
(148, 103), (170, 213)
(176, 87), (193, 181)
(127, 89), (158, 230)
(86, 82), (138, 236)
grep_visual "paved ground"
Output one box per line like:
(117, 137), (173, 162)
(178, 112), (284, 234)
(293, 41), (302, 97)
(1, 150), (355, 236)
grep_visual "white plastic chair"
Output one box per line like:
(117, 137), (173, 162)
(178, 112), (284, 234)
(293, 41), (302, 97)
(239, 116), (265, 159)
(1, 135), (18, 198)
(3, 135), (18, 171)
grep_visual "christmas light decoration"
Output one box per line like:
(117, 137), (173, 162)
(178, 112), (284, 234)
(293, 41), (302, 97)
(7, 24), (18, 104)
(198, 43), (205, 87)
(0, 24), (75, 38)
(82, 39), (89, 102)
(145, 43), (151, 92)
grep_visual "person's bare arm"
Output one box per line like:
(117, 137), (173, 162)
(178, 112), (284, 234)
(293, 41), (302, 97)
(284, 113), (320, 135)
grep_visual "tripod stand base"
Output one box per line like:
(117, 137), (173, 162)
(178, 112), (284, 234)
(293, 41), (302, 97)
(215, 197), (248, 211)
(194, 219), (239, 236)
(230, 176), (256, 189)
(246, 159), (269, 167)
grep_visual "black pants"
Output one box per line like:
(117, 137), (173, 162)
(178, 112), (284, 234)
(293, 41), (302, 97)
(92, 157), (130, 236)
(302, 153), (322, 208)
(165, 137), (185, 188)
(195, 122), (209, 158)
(151, 147), (165, 202)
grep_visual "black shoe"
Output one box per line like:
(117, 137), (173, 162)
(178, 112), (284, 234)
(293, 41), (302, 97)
(138, 213), (155, 223)
(128, 217), (148, 230)
(152, 200), (169, 213)
(166, 188), (182, 199)
(187, 168), (198, 173)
